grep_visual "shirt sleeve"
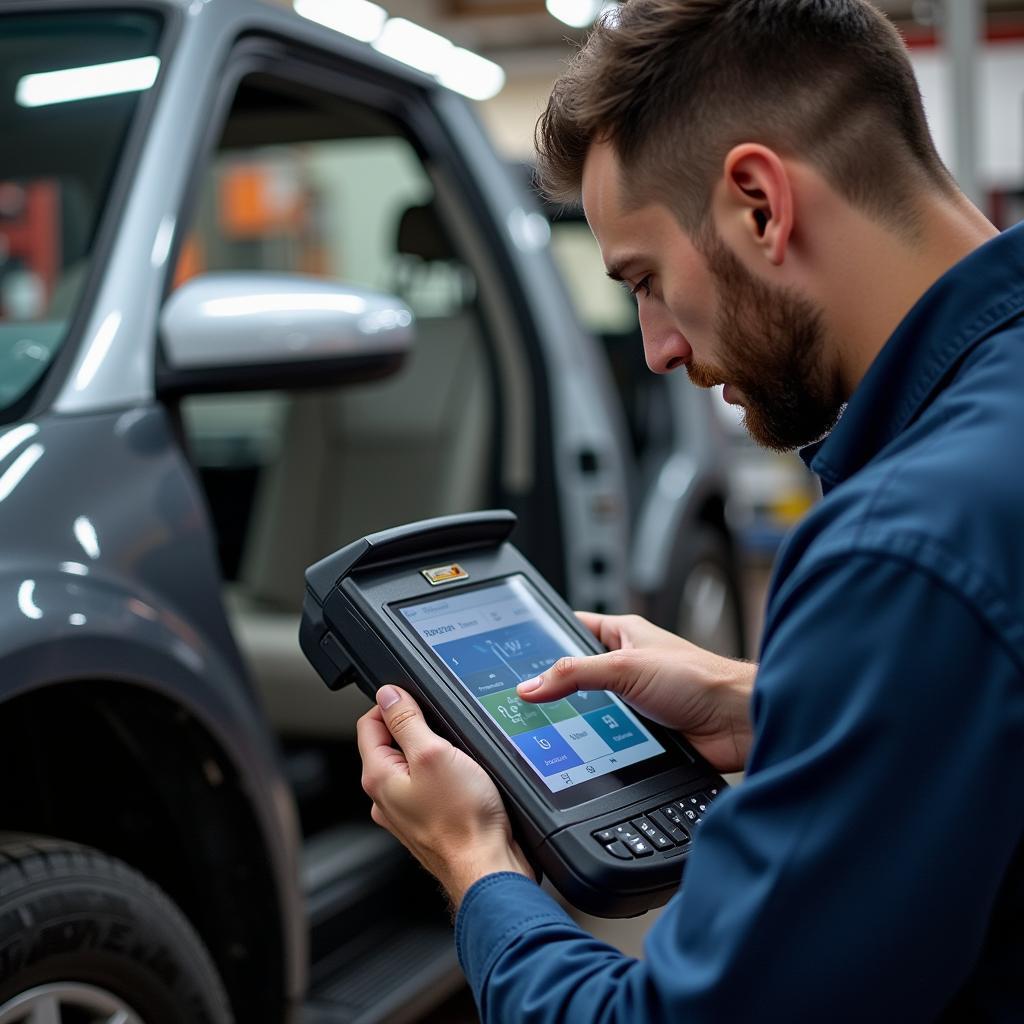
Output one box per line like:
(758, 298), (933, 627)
(455, 553), (1024, 1023)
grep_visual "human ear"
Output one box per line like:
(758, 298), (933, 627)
(714, 144), (794, 266)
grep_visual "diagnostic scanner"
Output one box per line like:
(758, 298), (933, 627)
(299, 510), (726, 917)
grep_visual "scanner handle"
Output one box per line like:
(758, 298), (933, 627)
(305, 509), (517, 599)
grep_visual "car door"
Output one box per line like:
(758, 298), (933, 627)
(162, 37), (552, 743)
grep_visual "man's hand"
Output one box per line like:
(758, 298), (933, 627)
(518, 612), (756, 773)
(357, 685), (535, 910)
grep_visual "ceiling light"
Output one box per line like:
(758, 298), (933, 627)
(545, 0), (601, 28)
(16, 55), (160, 108)
(373, 18), (453, 75)
(437, 47), (505, 101)
(294, 0), (387, 43)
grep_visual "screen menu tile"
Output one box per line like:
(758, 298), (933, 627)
(399, 576), (664, 792)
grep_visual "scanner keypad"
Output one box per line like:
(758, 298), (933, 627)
(604, 840), (634, 861)
(592, 787), (721, 859)
(632, 816), (674, 851)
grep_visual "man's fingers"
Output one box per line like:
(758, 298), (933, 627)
(369, 802), (394, 833)
(575, 610), (604, 639)
(356, 706), (407, 797)
(574, 610), (641, 651)
(375, 685), (441, 761)
(516, 650), (633, 703)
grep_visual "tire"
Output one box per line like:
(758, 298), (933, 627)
(0, 833), (233, 1024)
(662, 526), (746, 658)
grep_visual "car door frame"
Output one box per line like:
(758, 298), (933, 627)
(155, 27), (567, 592)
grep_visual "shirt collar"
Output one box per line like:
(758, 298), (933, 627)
(801, 222), (1024, 491)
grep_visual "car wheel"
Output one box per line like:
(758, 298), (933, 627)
(0, 833), (233, 1024)
(669, 527), (746, 658)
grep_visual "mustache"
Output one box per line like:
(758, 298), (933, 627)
(686, 359), (727, 389)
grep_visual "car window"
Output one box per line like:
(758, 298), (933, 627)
(0, 11), (163, 419)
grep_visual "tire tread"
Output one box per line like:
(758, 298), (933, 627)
(0, 831), (233, 1023)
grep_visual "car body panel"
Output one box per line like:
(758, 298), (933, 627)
(0, 406), (307, 1005)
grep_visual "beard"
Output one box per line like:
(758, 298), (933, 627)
(686, 233), (844, 452)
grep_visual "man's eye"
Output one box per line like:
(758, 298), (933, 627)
(630, 276), (652, 300)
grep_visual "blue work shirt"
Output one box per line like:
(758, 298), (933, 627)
(455, 223), (1024, 1023)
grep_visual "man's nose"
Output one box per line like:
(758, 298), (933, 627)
(639, 305), (693, 374)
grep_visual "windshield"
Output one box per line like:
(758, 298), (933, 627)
(0, 11), (163, 419)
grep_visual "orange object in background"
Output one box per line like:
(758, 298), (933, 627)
(173, 234), (205, 289)
(219, 164), (302, 239)
(171, 162), (328, 287)
(0, 181), (61, 304)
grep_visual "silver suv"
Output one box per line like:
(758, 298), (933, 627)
(0, 2), (741, 1021)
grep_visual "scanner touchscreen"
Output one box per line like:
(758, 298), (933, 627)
(399, 574), (664, 793)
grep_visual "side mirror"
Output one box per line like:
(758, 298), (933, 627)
(158, 272), (414, 395)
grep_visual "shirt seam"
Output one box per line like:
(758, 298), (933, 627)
(768, 538), (1024, 678)
(812, 289), (1024, 487)
(891, 287), (1024, 437)
(851, 456), (901, 548)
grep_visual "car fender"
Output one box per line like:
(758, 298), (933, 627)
(0, 568), (307, 1008)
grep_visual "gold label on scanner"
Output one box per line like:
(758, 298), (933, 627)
(421, 563), (469, 586)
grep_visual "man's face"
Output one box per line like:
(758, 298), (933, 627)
(581, 141), (843, 451)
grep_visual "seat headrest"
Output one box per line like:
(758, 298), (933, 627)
(396, 202), (458, 262)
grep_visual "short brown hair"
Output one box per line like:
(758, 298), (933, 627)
(536, 0), (956, 235)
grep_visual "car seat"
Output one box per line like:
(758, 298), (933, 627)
(226, 201), (494, 736)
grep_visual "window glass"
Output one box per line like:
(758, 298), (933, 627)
(174, 75), (474, 320)
(0, 11), (163, 417)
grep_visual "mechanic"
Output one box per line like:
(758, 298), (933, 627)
(356, 1), (1024, 1019)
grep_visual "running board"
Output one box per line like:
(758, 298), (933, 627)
(301, 823), (464, 1022)
(302, 918), (462, 1024)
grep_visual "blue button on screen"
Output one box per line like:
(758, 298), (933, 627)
(583, 707), (647, 751)
(512, 725), (584, 776)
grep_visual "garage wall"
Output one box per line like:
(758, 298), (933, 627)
(482, 42), (1024, 194)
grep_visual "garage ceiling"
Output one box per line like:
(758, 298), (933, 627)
(377, 0), (1024, 57)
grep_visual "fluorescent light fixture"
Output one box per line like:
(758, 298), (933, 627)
(294, 0), (387, 43)
(16, 55), (160, 108)
(546, 0), (600, 27)
(373, 18), (453, 76)
(437, 47), (505, 101)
